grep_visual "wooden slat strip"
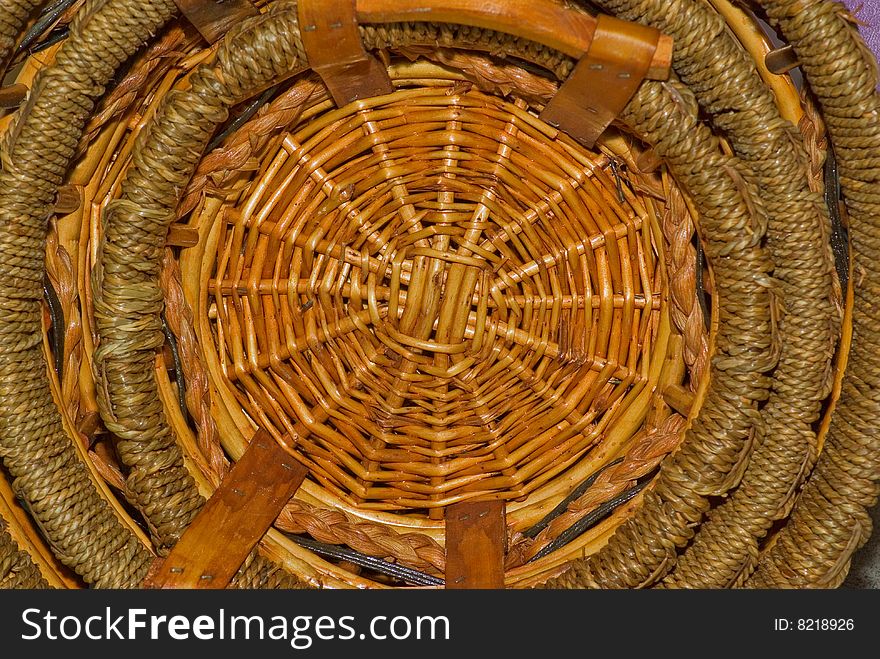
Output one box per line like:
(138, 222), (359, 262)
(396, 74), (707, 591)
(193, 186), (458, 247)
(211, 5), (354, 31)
(765, 44), (800, 75)
(445, 500), (506, 589)
(540, 15), (672, 148)
(0, 83), (28, 109)
(167, 224), (200, 248)
(172, 0), (259, 44)
(143, 430), (307, 589)
(663, 383), (695, 417)
(298, 0), (394, 107)
(54, 184), (81, 215)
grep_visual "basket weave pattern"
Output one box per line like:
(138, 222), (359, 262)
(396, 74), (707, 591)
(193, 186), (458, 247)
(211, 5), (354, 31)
(206, 84), (665, 513)
(0, 0), (876, 590)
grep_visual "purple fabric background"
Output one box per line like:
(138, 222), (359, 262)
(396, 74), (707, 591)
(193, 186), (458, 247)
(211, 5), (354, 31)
(844, 0), (880, 58)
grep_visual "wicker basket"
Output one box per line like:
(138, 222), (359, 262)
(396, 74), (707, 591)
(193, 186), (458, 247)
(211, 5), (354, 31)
(0, 0), (876, 590)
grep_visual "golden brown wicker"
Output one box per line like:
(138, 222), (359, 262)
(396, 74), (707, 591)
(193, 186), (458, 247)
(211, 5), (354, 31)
(0, 0), (875, 590)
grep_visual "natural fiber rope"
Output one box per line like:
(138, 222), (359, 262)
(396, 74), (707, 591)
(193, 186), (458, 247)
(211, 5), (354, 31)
(0, 0), (176, 589)
(0, 0), (44, 67)
(582, 0), (837, 589)
(544, 77), (775, 588)
(0, 0), (300, 589)
(0, 518), (48, 589)
(92, 2), (314, 583)
(747, 0), (880, 588)
(77, 22), (198, 159)
(360, 22), (575, 83)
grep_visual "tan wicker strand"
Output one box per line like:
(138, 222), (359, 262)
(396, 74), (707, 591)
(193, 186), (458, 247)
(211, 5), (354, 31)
(599, 135), (711, 396)
(798, 90), (845, 355)
(586, 0), (838, 589)
(747, 0), (880, 588)
(660, 183), (709, 389)
(277, 500), (446, 573)
(394, 46), (559, 106)
(58, 0), (82, 23)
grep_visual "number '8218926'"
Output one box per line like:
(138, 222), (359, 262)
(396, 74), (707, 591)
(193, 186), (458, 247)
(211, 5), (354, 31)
(774, 619), (854, 631)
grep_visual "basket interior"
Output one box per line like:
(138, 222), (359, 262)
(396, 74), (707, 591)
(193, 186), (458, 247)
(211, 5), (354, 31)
(1, 0), (872, 592)
(202, 79), (668, 514)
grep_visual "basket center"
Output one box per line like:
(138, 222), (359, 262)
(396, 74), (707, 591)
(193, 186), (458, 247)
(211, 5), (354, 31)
(208, 86), (660, 513)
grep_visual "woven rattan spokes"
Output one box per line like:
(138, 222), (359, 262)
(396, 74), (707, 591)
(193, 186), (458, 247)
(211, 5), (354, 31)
(207, 83), (662, 515)
(10, 0), (873, 591)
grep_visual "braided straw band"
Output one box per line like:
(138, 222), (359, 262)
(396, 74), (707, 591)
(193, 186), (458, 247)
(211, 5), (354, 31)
(582, 0), (838, 589)
(94, 0), (774, 587)
(0, 0), (298, 588)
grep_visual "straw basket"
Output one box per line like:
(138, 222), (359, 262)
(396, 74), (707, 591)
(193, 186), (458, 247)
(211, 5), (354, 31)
(0, 0), (876, 590)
